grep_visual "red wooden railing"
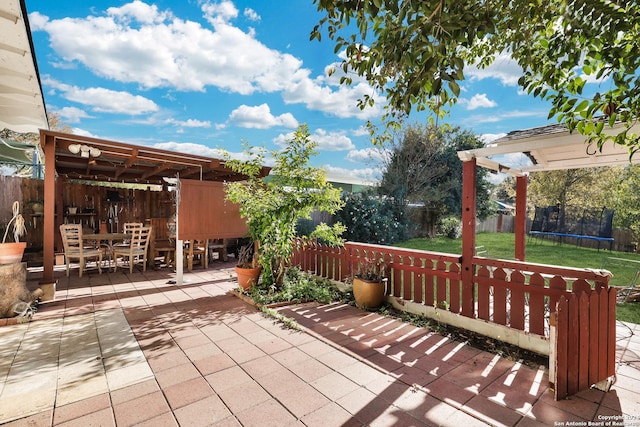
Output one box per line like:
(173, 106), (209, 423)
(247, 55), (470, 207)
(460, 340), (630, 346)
(291, 240), (616, 399)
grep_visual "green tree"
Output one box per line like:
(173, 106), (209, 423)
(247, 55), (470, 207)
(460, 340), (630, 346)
(311, 1), (640, 152)
(379, 124), (492, 235)
(527, 168), (617, 214)
(224, 124), (345, 288)
(494, 176), (516, 204)
(601, 165), (640, 237)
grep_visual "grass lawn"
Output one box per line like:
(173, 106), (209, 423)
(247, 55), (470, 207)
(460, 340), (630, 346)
(396, 232), (640, 324)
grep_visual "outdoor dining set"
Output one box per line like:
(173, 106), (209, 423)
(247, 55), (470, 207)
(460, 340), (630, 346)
(58, 221), (227, 277)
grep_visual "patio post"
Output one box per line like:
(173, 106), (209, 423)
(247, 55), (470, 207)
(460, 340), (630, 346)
(515, 174), (528, 261)
(41, 131), (56, 285)
(460, 158), (476, 317)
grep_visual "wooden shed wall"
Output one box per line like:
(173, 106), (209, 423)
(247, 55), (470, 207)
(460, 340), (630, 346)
(1, 176), (174, 251)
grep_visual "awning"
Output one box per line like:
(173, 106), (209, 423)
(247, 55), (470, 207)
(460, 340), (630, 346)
(0, 138), (34, 165)
(0, 0), (49, 133)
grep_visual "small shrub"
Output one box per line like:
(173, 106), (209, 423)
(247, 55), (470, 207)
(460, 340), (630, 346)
(247, 267), (352, 305)
(438, 215), (461, 239)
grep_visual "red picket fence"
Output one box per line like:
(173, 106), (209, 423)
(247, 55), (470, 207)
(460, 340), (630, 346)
(291, 240), (616, 399)
(552, 288), (617, 400)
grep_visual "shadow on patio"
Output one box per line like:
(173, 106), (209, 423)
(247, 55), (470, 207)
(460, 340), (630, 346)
(0, 261), (636, 426)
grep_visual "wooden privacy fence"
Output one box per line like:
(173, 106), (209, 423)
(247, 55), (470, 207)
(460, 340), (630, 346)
(291, 240), (616, 400)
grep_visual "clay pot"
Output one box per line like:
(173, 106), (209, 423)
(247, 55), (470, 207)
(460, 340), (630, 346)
(235, 266), (262, 290)
(0, 242), (27, 265)
(353, 277), (386, 310)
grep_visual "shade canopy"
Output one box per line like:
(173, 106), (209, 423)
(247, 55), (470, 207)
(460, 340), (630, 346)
(0, 138), (34, 165)
(0, 0), (48, 134)
(458, 122), (640, 176)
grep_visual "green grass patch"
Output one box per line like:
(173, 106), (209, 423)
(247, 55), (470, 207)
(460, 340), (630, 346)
(396, 232), (640, 324)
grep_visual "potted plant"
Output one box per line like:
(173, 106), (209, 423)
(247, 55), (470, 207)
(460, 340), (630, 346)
(0, 201), (27, 264)
(234, 242), (261, 290)
(352, 257), (388, 310)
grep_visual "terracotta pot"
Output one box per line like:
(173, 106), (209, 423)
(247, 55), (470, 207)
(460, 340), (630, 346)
(353, 277), (386, 310)
(235, 266), (262, 290)
(0, 242), (27, 265)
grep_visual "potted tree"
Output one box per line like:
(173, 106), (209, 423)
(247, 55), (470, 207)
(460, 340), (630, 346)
(352, 257), (388, 310)
(224, 124), (345, 291)
(0, 201), (27, 264)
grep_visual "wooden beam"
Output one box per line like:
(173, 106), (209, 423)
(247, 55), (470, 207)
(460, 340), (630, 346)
(41, 130), (56, 284)
(141, 162), (173, 180)
(114, 148), (139, 179)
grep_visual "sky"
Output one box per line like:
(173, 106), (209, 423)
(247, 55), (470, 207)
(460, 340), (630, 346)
(26, 0), (561, 184)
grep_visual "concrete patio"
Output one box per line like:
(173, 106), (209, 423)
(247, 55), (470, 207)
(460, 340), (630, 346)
(0, 260), (638, 426)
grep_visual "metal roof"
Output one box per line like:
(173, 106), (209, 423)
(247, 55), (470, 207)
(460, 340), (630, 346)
(458, 122), (640, 176)
(0, 0), (48, 133)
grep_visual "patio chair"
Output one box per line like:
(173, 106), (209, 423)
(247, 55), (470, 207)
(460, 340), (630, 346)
(185, 239), (208, 271)
(59, 224), (103, 278)
(113, 226), (152, 273)
(147, 218), (175, 269)
(208, 238), (227, 262)
(106, 222), (143, 269)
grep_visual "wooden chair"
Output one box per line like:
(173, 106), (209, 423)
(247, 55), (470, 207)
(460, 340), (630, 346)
(109, 222), (143, 269)
(147, 218), (175, 269)
(208, 238), (228, 262)
(59, 224), (103, 278)
(113, 226), (152, 273)
(185, 239), (208, 271)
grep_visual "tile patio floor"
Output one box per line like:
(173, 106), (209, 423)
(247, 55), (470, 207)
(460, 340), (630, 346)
(0, 260), (638, 426)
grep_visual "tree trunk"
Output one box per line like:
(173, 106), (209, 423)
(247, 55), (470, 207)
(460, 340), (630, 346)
(0, 262), (42, 318)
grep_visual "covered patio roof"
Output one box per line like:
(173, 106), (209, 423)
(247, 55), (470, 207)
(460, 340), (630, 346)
(458, 122), (640, 176)
(0, 0), (48, 134)
(42, 130), (267, 185)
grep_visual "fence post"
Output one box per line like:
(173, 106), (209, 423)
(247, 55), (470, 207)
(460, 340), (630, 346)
(460, 159), (476, 317)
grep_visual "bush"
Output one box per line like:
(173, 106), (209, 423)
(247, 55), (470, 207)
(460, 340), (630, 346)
(247, 267), (352, 305)
(438, 215), (461, 239)
(335, 191), (408, 245)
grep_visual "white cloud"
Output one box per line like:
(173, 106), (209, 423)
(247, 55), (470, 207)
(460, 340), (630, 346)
(353, 125), (370, 137)
(243, 8), (260, 21)
(480, 133), (507, 144)
(465, 93), (498, 110)
(153, 141), (227, 158)
(31, 2), (381, 119)
(201, 1), (238, 24)
(273, 128), (355, 151)
(323, 164), (382, 183)
(466, 52), (523, 86)
(167, 118), (211, 128)
(70, 127), (99, 138)
(228, 104), (298, 129)
(346, 147), (389, 164)
(56, 106), (92, 123)
(43, 77), (158, 115)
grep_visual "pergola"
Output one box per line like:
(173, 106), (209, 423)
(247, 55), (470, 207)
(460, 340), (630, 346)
(39, 130), (271, 285)
(457, 121), (640, 284)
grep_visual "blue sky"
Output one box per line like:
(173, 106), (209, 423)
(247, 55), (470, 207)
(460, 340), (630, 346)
(26, 0), (559, 184)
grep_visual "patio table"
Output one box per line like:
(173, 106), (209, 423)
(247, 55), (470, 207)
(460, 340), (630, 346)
(84, 232), (131, 271)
